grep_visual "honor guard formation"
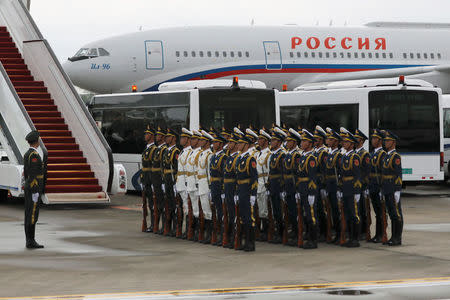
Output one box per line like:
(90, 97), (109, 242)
(140, 124), (403, 252)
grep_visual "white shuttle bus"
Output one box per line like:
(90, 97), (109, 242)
(89, 79), (279, 190)
(442, 95), (450, 178)
(278, 77), (444, 182)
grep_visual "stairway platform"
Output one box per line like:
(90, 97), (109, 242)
(44, 192), (110, 204)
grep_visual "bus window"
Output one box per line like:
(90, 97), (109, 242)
(280, 104), (358, 132)
(198, 89), (276, 129)
(444, 108), (450, 138)
(369, 90), (440, 153)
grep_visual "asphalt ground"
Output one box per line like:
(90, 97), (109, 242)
(1, 184), (450, 299)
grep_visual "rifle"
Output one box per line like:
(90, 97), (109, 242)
(175, 193), (183, 238)
(267, 194), (275, 242)
(234, 200), (241, 249)
(163, 187), (170, 236)
(222, 200), (229, 246)
(365, 193), (372, 241)
(187, 194), (194, 240)
(281, 195), (289, 245)
(381, 196), (388, 244)
(153, 188), (159, 234)
(297, 198), (303, 247)
(141, 187), (148, 232)
(198, 199), (205, 242)
(339, 200), (347, 245)
(254, 201), (260, 239)
(211, 201), (217, 245)
(324, 195), (332, 243)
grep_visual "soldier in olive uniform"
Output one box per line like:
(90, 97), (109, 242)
(162, 128), (180, 236)
(313, 125), (329, 241)
(141, 126), (156, 232)
(151, 127), (167, 234)
(24, 130), (45, 249)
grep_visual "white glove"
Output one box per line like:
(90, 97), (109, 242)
(32, 193), (39, 203)
(151, 184), (155, 193)
(221, 194), (225, 200)
(295, 193), (300, 202)
(355, 194), (361, 203)
(308, 195), (315, 206)
(266, 190), (270, 196)
(320, 189), (327, 199)
(250, 195), (256, 206)
(394, 191), (401, 203)
(280, 192), (286, 200)
(161, 184), (165, 193)
(337, 191), (343, 201)
(140, 183), (143, 190)
(234, 195), (239, 204)
(208, 192), (212, 200)
(364, 189), (369, 197)
(173, 186), (177, 194)
(379, 191), (383, 199)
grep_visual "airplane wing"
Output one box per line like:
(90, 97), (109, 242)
(289, 64), (450, 88)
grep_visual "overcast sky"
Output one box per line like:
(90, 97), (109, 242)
(29, 0), (450, 62)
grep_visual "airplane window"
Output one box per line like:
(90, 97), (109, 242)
(389, 53), (393, 59)
(290, 52), (294, 58)
(74, 48), (89, 57)
(424, 53), (428, 59)
(230, 51), (235, 57)
(98, 48), (110, 56)
(431, 53), (435, 59)
(438, 53), (442, 59)
(238, 51), (242, 57)
(199, 51), (204, 57)
(410, 53), (414, 59)
(175, 51), (180, 57)
(311, 52), (315, 58)
(417, 53), (420, 59)
(333, 52), (337, 58)
(184, 51), (188, 57)
(87, 48), (98, 57)
(375, 53), (379, 58)
(215, 51), (219, 57)
(361, 53), (365, 58)
(325, 52), (330, 58)
(382, 53), (386, 58)
(354, 52), (358, 58)
(347, 53), (351, 58)
(304, 52), (308, 58)
(297, 52), (301, 58)
(207, 51), (211, 57)
(403, 53), (407, 59)
(318, 52), (322, 58)
(245, 51), (249, 57)
(340, 52), (344, 58)
(368, 52), (372, 58)
(191, 51), (196, 57)
(68, 48), (94, 61)
(223, 51), (227, 57)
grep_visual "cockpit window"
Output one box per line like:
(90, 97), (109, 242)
(69, 47), (109, 62)
(98, 48), (110, 56)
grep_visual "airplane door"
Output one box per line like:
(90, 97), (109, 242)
(145, 40), (164, 69)
(263, 41), (282, 70)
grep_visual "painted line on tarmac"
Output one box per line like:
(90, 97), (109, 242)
(111, 205), (141, 212)
(4, 276), (450, 300)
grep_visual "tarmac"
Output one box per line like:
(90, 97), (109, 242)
(1, 184), (450, 299)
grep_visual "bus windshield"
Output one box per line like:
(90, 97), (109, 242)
(280, 104), (359, 131)
(90, 92), (190, 154)
(369, 90), (440, 153)
(199, 88), (275, 129)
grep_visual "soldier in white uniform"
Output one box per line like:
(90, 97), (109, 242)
(197, 130), (214, 243)
(176, 128), (192, 239)
(186, 130), (202, 241)
(256, 128), (272, 241)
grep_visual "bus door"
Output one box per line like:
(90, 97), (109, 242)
(145, 40), (164, 70)
(263, 41), (282, 70)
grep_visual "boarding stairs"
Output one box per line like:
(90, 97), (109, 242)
(0, 0), (125, 203)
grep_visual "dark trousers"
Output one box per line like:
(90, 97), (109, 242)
(269, 179), (282, 225)
(151, 175), (164, 213)
(211, 193), (223, 222)
(301, 193), (317, 226)
(385, 193), (403, 222)
(24, 190), (40, 241)
(343, 194), (360, 225)
(285, 192), (298, 229)
(144, 184), (154, 211)
(370, 190), (382, 219)
(327, 184), (340, 230)
(224, 183), (236, 227)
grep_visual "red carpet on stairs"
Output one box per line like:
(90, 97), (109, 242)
(0, 26), (102, 194)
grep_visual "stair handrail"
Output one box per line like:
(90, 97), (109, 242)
(0, 61), (48, 189)
(10, 0), (113, 192)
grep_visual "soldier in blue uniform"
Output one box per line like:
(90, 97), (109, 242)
(354, 129), (371, 240)
(324, 127), (342, 244)
(313, 125), (329, 241)
(381, 130), (403, 246)
(368, 129), (387, 243)
(338, 128), (362, 248)
(209, 133), (227, 246)
(296, 129), (319, 249)
(268, 127), (286, 244)
(23, 130), (45, 249)
(235, 134), (258, 251)
(282, 128), (302, 246)
(141, 126), (156, 233)
(162, 128), (180, 236)
(222, 132), (240, 248)
(151, 127), (168, 234)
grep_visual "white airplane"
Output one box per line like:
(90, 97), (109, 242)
(63, 22), (450, 94)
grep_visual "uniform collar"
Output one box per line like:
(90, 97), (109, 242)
(158, 142), (166, 148)
(146, 142), (154, 149)
(374, 146), (383, 153)
(303, 150), (313, 155)
(30, 146), (39, 152)
(272, 147), (282, 154)
(167, 144), (175, 151)
(260, 147), (270, 153)
(355, 146), (364, 153)
(329, 147), (338, 154)
(288, 147), (298, 154)
(388, 149), (396, 155)
(314, 145), (326, 152)
(216, 149), (224, 155)
(345, 149), (354, 156)
(240, 149), (251, 158)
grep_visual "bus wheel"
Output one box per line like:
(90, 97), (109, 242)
(0, 189), (8, 202)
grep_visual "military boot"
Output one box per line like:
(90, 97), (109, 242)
(345, 221), (360, 248)
(269, 222), (282, 244)
(215, 220), (223, 246)
(227, 221), (235, 249)
(384, 221), (395, 245)
(243, 225), (251, 251)
(26, 225), (44, 249)
(202, 220), (212, 244)
(303, 224), (318, 249)
(388, 220), (402, 246)
(259, 219), (268, 242)
(235, 224), (245, 251)
(370, 217), (382, 243)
